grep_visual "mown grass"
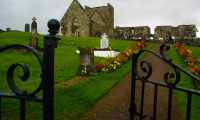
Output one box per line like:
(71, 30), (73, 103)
(167, 44), (200, 120)
(0, 31), (154, 119)
(184, 45), (200, 57)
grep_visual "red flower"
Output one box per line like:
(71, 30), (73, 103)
(193, 68), (200, 73)
(188, 63), (194, 68)
(187, 53), (192, 57)
(96, 62), (104, 68)
(181, 49), (188, 55)
(109, 60), (114, 64)
(140, 40), (146, 46)
(175, 42), (181, 48)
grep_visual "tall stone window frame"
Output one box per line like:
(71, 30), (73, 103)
(72, 18), (79, 34)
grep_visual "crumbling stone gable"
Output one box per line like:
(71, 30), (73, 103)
(61, 0), (114, 37)
(61, 0), (91, 36)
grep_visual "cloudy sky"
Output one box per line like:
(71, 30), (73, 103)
(0, 0), (200, 36)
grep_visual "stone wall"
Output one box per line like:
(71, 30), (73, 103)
(114, 26), (151, 39)
(85, 3), (114, 28)
(115, 25), (198, 42)
(154, 26), (173, 40)
(154, 24), (197, 41)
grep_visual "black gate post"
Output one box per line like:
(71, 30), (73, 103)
(43, 19), (60, 120)
(130, 54), (137, 120)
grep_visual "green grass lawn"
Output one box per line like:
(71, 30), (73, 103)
(1, 31), (200, 119)
(184, 44), (200, 58)
(0, 31), (154, 119)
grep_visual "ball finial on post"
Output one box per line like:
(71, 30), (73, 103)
(47, 19), (60, 35)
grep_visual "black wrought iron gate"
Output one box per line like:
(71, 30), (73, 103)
(0, 19), (60, 120)
(130, 44), (200, 120)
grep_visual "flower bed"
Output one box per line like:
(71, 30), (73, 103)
(175, 42), (200, 90)
(96, 40), (146, 73)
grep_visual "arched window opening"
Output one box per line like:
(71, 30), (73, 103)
(72, 18), (79, 34)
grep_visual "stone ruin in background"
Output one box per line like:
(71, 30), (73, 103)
(60, 0), (114, 37)
(114, 24), (199, 45)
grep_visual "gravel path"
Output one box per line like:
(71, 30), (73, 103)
(80, 44), (180, 120)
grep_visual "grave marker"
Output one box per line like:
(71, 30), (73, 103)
(30, 37), (38, 48)
(100, 33), (109, 49)
(25, 23), (30, 32)
(31, 17), (38, 34)
(6, 28), (11, 32)
(78, 48), (96, 75)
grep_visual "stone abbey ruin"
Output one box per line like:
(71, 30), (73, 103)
(61, 0), (114, 37)
(61, 0), (199, 43)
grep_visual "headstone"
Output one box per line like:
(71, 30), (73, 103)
(30, 37), (38, 48)
(100, 33), (109, 49)
(31, 17), (37, 34)
(25, 23), (30, 32)
(78, 48), (96, 75)
(6, 28), (11, 32)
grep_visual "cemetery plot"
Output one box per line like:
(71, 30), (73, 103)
(78, 48), (96, 75)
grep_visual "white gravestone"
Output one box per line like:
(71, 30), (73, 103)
(100, 33), (109, 49)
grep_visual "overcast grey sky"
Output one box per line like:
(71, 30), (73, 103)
(0, 0), (200, 36)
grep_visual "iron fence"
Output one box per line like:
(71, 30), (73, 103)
(130, 44), (200, 120)
(0, 19), (60, 120)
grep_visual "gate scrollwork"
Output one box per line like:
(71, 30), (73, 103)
(0, 44), (43, 97)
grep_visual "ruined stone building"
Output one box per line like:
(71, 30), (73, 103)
(114, 25), (198, 41)
(61, 0), (114, 37)
(61, 0), (198, 41)
(114, 26), (151, 39)
(154, 24), (198, 41)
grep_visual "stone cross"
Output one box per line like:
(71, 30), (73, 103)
(31, 17), (38, 34)
(32, 17), (36, 21)
(100, 33), (109, 49)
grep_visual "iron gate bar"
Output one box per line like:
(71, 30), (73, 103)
(186, 93), (192, 120)
(130, 44), (200, 120)
(153, 84), (158, 120)
(167, 88), (172, 120)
